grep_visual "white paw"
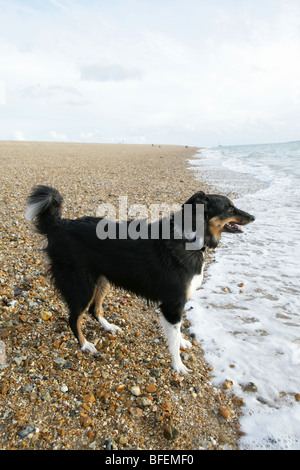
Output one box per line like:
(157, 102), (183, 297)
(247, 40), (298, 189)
(98, 317), (123, 334)
(81, 340), (98, 355)
(172, 360), (191, 375)
(107, 323), (123, 334)
(180, 336), (192, 349)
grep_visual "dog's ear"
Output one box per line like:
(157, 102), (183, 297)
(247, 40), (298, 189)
(183, 191), (208, 208)
(181, 191), (209, 234)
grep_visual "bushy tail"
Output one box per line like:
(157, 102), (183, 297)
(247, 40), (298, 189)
(25, 185), (63, 235)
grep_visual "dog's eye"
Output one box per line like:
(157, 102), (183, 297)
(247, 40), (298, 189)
(228, 206), (234, 212)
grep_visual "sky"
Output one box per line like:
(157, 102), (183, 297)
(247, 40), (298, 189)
(0, 0), (300, 147)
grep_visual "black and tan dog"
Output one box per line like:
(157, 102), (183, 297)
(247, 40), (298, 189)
(26, 186), (254, 374)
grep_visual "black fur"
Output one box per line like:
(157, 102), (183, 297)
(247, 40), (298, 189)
(26, 185), (254, 370)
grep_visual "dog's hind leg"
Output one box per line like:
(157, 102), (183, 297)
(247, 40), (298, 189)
(69, 306), (98, 354)
(89, 276), (122, 334)
(52, 266), (97, 354)
(160, 301), (191, 374)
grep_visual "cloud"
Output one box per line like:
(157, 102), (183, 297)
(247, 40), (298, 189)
(13, 130), (25, 141)
(1, 0), (300, 146)
(20, 84), (87, 107)
(48, 0), (70, 11)
(80, 64), (143, 82)
(21, 84), (82, 99)
(79, 131), (95, 141)
(50, 131), (68, 141)
(0, 81), (5, 104)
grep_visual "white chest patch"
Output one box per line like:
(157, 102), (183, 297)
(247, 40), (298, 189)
(187, 262), (205, 299)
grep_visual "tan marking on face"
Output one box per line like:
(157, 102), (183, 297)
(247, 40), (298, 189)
(209, 215), (245, 233)
(208, 214), (243, 241)
(208, 215), (223, 241)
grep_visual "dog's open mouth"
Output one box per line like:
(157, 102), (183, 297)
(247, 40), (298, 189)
(224, 221), (244, 233)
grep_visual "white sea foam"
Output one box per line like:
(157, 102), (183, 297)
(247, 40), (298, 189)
(187, 141), (300, 450)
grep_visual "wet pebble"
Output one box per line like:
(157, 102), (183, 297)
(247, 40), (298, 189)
(163, 425), (179, 441)
(242, 382), (258, 393)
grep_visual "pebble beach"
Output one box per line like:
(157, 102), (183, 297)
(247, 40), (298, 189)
(0, 141), (244, 450)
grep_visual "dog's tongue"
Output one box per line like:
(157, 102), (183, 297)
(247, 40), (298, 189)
(229, 222), (243, 232)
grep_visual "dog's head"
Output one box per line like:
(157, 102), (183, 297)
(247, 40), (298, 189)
(183, 191), (255, 248)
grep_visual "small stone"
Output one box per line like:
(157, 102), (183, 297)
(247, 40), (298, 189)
(150, 369), (160, 377)
(219, 433), (231, 444)
(42, 391), (51, 401)
(14, 287), (23, 297)
(116, 384), (126, 392)
(295, 393), (300, 402)
(89, 440), (97, 449)
(61, 385), (68, 393)
(119, 435), (128, 445)
(146, 383), (157, 393)
(63, 361), (74, 370)
(83, 392), (96, 403)
(14, 356), (26, 366)
(170, 380), (180, 388)
(41, 311), (52, 321)
(115, 351), (124, 361)
(243, 382), (258, 393)
(219, 406), (231, 420)
(18, 423), (36, 438)
(163, 424), (179, 441)
(222, 379), (233, 390)
(130, 386), (141, 397)
(222, 287), (231, 293)
(104, 438), (114, 450)
(161, 401), (172, 412)
(189, 354), (196, 363)
(138, 397), (152, 407)
(129, 407), (143, 418)
(0, 341), (6, 366)
(53, 357), (65, 365)
(80, 414), (92, 427)
(29, 392), (37, 402)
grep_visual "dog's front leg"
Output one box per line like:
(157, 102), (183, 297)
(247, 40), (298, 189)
(160, 315), (191, 374)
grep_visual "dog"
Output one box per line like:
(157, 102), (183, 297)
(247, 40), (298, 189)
(25, 186), (255, 374)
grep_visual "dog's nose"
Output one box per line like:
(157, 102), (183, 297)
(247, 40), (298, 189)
(250, 214), (255, 222)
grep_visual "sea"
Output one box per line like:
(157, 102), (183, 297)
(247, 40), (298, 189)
(187, 141), (300, 450)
